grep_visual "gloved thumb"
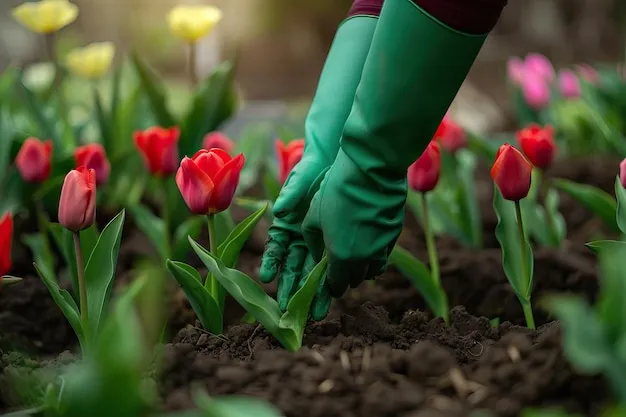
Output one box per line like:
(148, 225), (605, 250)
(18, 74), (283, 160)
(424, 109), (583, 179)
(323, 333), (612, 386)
(273, 165), (329, 223)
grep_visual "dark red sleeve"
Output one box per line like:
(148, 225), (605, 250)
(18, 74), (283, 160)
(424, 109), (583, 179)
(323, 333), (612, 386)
(347, 0), (384, 18)
(348, 0), (507, 34)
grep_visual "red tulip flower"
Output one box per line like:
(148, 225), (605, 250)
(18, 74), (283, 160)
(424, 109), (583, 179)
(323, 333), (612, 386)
(276, 139), (304, 185)
(491, 144), (532, 201)
(434, 116), (467, 154)
(15, 138), (52, 183)
(133, 126), (180, 177)
(517, 124), (556, 170)
(408, 141), (441, 193)
(203, 132), (235, 154)
(176, 149), (245, 215)
(58, 167), (97, 232)
(0, 213), (12, 277)
(74, 144), (111, 185)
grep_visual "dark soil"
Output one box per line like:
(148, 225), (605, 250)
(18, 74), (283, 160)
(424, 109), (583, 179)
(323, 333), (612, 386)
(0, 155), (619, 416)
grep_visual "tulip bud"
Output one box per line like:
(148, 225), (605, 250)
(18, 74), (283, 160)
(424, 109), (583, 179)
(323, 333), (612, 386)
(74, 144), (111, 185)
(167, 5), (223, 43)
(491, 144), (532, 201)
(16, 138), (53, 183)
(134, 126), (180, 177)
(558, 69), (581, 99)
(0, 213), (13, 277)
(58, 167), (96, 232)
(575, 64), (599, 84)
(434, 116), (467, 154)
(65, 42), (115, 80)
(276, 139), (305, 185)
(408, 141), (441, 193)
(521, 72), (551, 110)
(507, 57), (525, 85)
(203, 132), (235, 154)
(176, 149), (245, 215)
(524, 53), (555, 82)
(517, 124), (556, 170)
(620, 159), (626, 189)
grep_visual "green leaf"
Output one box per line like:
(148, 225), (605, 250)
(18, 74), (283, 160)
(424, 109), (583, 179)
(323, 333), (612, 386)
(180, 61), (237, 156)
(173, 216), (205, 261)
(84, 210), (125, 337)
(34, 263), (85, 350)
(546, 295), (610, 373)
(213, 210), (235, 247)
(93, 88), (113, 155)
(217, 204), (268, 267)
(493, 187), (534, 301)
(129, 204), (167, 260)
(1, 276), (23, 286)
(235, 197), (274, 217)
(17, 78), (59, 148)
(0, 110), (13, 185)
(195, 393), (284, 417)
(166, 261), (223, 334)
(584, 239), (626, 254)
(522, 409), (582, 417)
(553, 178), (618, 232)
(456, 151), (483, 248)
(388, 245), (449, 321)
(262, 170), (281, 202)
(22, 233), (56, 283)
(596, 242), (626, 344)
(614, 176), (626, 235)
(130, 52), (176, 127)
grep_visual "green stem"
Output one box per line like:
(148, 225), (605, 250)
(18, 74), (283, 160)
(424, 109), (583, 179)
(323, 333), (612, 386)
(73, 232), (90, 349)
(161, 179), (171, 259)
(536, 169), (559, 247)
(515, 201), (535, 329)
(45, 33), (70, 139)
(35, 200), (51, 253)
(421, 192), (440, 287)
(205, 214), (224, 311)
(188, 43), (198, 89)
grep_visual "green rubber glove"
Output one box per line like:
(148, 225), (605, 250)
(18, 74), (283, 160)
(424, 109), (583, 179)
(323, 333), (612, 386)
(259, 15), (378, 320)
(300, 0), (489, 299)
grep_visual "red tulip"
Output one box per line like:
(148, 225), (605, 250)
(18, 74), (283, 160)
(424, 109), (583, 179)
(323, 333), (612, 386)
(176, 149), (245, 215)
(15, 138), (53, 183)
(517, 124), (556, 170)
(620, 159), (626, 189)
(491, 144), (532, 201)
(0, 213), (12, 277)
(74, 144), (111, 185)
(434, 116), (467, 154)
(276, 139), (304, 185)
(133, 126), (180, 177)
(58, 167), (97, 232)
(203, 132), (235, 154)
(408, 141), (441, 193)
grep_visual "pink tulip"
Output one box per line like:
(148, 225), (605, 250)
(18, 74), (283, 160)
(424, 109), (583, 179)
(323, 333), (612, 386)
(521, 72), (551, 110)
(203, 132), (235, 154)
(507, 57), (526, 85)
(15, 138), (53, 183)
(58, 167), (97, 232)
(575, 64), (599, 84)
(558, 69), (581, 99)
(524, 53), (555, 81)
(620, 159), (626, 189)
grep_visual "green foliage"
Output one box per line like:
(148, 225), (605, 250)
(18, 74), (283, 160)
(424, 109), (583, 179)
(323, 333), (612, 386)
(553, 178), (618, 232)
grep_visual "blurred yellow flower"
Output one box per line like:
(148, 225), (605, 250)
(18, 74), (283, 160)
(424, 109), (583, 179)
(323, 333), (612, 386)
(65, 42), (115, 79)
(12, 0), (78, 34)
(167, 5), (223, 43)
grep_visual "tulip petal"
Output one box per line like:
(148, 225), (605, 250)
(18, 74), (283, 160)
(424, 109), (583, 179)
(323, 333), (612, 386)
(209, 153), (245, 213)
(0, 213), (13, 276)
(58, 167), (96, 231)
(192, 150), (225, 178)
(176, 158), (215, 214)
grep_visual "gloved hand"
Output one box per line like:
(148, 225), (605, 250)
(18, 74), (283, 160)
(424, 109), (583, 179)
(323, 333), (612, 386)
(259, 15), (378, 320)
(296, 0), (490, 298)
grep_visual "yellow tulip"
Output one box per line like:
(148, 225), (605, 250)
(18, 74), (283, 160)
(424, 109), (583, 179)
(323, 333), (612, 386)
(65, 42), (115, 79)
(12, 0), (78, 34)
(167, 5), (223, 43)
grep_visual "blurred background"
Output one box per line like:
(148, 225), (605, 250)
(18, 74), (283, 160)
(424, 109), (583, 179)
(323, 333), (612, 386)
(1, 0), (625, 133)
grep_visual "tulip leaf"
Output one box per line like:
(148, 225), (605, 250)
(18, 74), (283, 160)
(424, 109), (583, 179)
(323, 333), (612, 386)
(614, 176), (626, 235)
(129, 204), (167, 260)
(389, 245), (449, 321)
(493, 187), (534, 301)
(455, 151), (483, 248)
(173, 216), (206, 261)
(17, 78), (59, 148)
(585, 240), (626, 254)
(165, 260), (223, 335)
(213, 209), (235, 247)
(49, 223), (100, 300)
(217, 204), (268, 267)
(262, 170), (282, 203)
(34, 263), (85, 350)
(194, 392), (284, 417)
(130, 52), (176, 128)
(180, 61), (237, 156)
(93, 87), (113, 155)
(22, 233), (56, 283)
(189, 239), (324, 351)
(553, 178), (618, 232)
(84, 210), (125, 337)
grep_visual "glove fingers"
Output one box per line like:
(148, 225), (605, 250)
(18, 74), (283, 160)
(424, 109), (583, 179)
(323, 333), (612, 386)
(273, 165), (309, 219)
(365, 259), (388, 280)
(301, 202), (325, 262)
(259, 226), (290, 283)
(326, 257), (368, 298)
(277, 241), (307, 311)
(311, 278), (332, 321)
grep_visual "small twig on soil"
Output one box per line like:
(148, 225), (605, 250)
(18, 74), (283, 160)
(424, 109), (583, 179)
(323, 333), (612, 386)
(339, 351), (351, 372)
(467, 341), (484, 357)
(507, 345), (521, 362)
(246, 324), (262, 359)
(192, 326), (229, 343)
(318, 379), (334, 393)
(361, 346), (371, 372)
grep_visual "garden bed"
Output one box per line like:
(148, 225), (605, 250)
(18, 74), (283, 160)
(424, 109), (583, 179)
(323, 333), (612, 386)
(0, 155), (619, 416)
